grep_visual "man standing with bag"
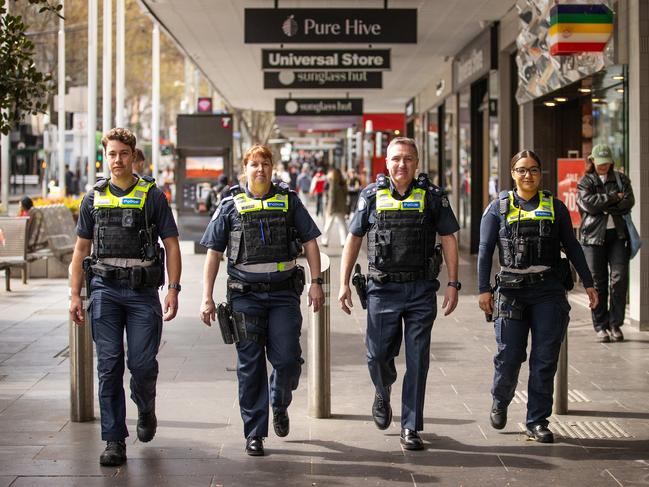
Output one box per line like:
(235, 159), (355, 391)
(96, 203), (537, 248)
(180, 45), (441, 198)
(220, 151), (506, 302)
(577, 144), (635, 343)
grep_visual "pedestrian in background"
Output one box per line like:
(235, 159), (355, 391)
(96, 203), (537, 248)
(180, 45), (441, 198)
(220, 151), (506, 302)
(478, 149), (597, 444)
(133, 148), (147, 176)
(577, 144), (635, 343)
(296, 164), (312, 207)
(310, 167), (327, 217)
(346, 168), (361, 216)
(321, 167), (348, 248)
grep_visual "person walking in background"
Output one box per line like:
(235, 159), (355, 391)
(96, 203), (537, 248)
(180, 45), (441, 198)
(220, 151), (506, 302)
(133, 148), (147, 176)
(346, 168), (361, 216)
(321, 168), (348, 248)
(577, 144), (635, 343)
(296, 164), (312, 207)
(310, 167), (327, 218)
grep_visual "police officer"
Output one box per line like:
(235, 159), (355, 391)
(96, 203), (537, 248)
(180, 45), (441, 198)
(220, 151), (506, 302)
(478, 149), (598, 443)
(200, 144), (324, 457)
(69, 128), (182, 466)
(339, 137), (460, 451)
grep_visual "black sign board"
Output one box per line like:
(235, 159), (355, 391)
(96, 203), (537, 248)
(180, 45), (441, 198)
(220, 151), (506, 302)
(405, 97), (416, 119)
(453, 25), (498, 92)
(265, 71), (382, 89)
(262, 49), (391, 70)
(245, 9), (417, 44)
(275, 98), (363, 116)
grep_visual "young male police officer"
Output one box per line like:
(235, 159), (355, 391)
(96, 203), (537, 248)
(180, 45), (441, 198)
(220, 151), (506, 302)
(339, 137), (460, 450)
(69, 128), (182, 466)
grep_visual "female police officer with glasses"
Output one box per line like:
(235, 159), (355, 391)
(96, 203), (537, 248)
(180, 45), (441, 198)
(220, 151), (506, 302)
(477, 150), (598, 443)
(199, 144), (324, 456)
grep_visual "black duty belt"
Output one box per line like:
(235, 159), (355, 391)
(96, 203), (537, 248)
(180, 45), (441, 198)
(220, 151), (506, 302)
(90, 264), (132, 280)
(368, 269), (430, 284)
(496, 269), (555, 289)
(227, 277), (294, 293)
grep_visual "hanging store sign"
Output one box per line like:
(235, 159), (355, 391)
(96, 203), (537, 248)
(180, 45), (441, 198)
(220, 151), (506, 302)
(261, 49), (391, 70)
(265, 71), (382, 89)
(453, 25), (497, 92)
(548, 4), (614, 55)
(245, 9), (417, 44)
(275, 98), (363, 116)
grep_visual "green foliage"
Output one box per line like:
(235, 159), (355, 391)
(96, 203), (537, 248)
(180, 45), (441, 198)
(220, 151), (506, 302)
(0, 0), (62, 135)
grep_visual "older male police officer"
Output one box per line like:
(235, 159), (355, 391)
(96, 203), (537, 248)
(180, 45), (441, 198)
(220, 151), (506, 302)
(339, 137), (460, 450)
(69, 128), (182, 466)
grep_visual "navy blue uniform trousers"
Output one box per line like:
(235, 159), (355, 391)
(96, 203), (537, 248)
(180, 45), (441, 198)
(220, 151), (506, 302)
(366, 279), (438, 431)
(89, 276), (163, 441)
(492, 278), (570, 428)
(231, 289), (303, 438)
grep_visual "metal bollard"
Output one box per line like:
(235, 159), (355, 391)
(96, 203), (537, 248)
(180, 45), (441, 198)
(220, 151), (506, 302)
(69, 269), (94, 422)
(553, 336), (568, 415)
(308, 252), (331, 418)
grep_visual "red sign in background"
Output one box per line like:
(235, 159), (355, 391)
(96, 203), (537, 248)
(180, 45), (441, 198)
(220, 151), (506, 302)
(557, 158), (586, 228)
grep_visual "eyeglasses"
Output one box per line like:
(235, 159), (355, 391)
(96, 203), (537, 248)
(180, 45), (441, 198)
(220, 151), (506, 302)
(512, 167), (541, 176)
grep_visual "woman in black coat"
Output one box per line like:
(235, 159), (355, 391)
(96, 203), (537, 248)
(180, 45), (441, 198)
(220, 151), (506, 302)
(577, 144), (635, 343)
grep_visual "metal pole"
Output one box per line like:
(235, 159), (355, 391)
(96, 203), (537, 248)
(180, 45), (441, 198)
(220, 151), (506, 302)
(308, 252), (331, 418)
(87, 0), (98, 187)
(1, 4), (10, 213)
(69, 271), (94, 422)
(115, 0), (125, 127)
(152, 22), (160, 182)
(553, 336), (568, 415)
(58, 2), (66, 196)
(102, 0), (112, 177)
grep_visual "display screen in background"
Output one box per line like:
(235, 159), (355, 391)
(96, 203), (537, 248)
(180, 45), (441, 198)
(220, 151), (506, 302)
(185, 156), (224, 179)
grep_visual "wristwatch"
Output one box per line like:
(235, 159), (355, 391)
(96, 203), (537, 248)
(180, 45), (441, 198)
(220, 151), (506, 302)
(168, 282), (182, 292)
(447, 281), (462, 291)
(311, 277), (324, 285)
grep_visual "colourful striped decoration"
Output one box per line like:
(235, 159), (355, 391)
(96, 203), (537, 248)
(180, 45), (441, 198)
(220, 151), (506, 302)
(548, 4), (614, 55)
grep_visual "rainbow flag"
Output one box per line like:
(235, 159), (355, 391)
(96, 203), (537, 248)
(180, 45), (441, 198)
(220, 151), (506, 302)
(548, 4), (614, 55)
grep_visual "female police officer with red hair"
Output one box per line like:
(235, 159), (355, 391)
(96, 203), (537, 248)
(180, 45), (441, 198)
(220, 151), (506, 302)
(199, 144), (324, 456)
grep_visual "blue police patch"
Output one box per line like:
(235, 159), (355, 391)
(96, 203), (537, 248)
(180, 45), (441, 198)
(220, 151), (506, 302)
(266, 201), (286, 208)
(121, 198), (141, 205)
(535, 211), (553, 217)
(402, 201), (421, 209)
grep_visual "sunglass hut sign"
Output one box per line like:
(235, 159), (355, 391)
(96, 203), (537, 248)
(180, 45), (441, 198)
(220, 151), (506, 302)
(245, 9), (417, 44)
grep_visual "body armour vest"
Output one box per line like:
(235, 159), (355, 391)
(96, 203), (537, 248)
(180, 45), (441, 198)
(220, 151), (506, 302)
(497, 190), (561, 269)
(228, 185), (301, 266)
(92, 177), (156, 259)
(367, 175), (435, 274)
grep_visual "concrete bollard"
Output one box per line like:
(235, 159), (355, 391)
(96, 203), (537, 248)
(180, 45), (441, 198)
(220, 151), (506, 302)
(308, 252), (331, 418)
(553, 336), (568, 415)
(69, 269), (94, 422)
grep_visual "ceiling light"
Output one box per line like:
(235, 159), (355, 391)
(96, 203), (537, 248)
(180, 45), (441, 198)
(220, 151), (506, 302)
(578, 88), (592, 93)
(612, 75), (624, 80)
(544, 101), (556, 107)
(394, 130), (400, 135)
(616, 88), (624, 93)
(592, 98), (601, 102)
(554, 97), (567, 102)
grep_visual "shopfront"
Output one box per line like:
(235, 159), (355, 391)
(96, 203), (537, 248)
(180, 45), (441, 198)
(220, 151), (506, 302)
(453, 24), (498, 253)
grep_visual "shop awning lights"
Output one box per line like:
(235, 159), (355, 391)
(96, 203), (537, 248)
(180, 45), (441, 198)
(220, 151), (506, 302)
(544, 101), (557, 107)
(616, 88), (624, 93)
(612, 75), (624, 80)
(554, 97), (567, 102)
(578, 88), (592, 93)
(548, 4), (614, 56)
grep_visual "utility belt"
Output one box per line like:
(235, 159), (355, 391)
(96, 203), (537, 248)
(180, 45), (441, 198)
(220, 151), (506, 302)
(495, 269), (555, 289)
(227, 265), (305, 295)
(368, 268), (439, 286)
(216, 302), (268, 345)
(89, 261), (163, 289)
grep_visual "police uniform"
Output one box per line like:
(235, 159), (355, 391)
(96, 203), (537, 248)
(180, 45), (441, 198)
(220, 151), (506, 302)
(76, 175), (178, 441)
(200, 182), (320, 439)
(349, 173), (459, 432)
(477, 189), (594, 434)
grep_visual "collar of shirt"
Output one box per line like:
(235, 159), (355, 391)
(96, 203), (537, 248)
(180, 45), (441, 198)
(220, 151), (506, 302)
(388, 178), (416, 201)
(512, 189), (540, 210)
(244, 183), (276, 200)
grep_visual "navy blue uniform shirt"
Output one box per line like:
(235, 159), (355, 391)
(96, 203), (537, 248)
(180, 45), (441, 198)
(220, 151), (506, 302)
(348, 177), (460, 238)
(200, 183), (321, 283)
(77, 178), (179, 240)
(477, 190), (594, 293)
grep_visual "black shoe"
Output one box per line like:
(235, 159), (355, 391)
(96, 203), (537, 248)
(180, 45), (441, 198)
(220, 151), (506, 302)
(525, 424), (554, 443)
(137, 409), (157, 443)
(372, 387), (392, 430)
(489, 402), (507, 430)
(610, 326), (624, 342)
(400, 429), (424, 451)
(245, 436), (264, 456)
(273, 409), (290, 438)
(99, 440), (127, 466)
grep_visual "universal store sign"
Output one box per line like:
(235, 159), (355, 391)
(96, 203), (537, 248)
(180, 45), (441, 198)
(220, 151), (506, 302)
(245, 8), (417, 44)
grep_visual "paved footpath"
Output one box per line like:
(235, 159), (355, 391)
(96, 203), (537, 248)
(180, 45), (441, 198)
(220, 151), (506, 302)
(0, 240), (648, 486)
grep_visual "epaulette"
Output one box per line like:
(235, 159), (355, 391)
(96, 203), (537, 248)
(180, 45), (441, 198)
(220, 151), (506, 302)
(139, 175), (156, 184)
(415, 172), (430, 189)
(275, 181), (290, 195)
(93, 177), (109, 191)
(228, 184), (244, 197)
(376, 173), (389, 189)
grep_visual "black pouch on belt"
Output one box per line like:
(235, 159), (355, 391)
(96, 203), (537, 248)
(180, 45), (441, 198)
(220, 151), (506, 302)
(493, 292), (525, 321)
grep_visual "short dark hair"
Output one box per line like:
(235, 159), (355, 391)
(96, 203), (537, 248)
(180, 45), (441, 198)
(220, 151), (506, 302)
(133, 148), (145, 163)
(510, 150), (541, 169)
(101, 127), (136, 151)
